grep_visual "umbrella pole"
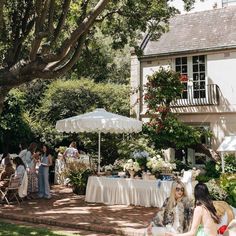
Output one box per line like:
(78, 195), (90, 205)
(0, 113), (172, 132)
(98, 131), (101, 173)
(221, 152), (225, 173)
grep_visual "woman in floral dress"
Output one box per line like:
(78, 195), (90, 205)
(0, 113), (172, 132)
(146, 180), (193, 236)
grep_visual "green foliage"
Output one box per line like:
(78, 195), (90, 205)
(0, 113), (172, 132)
(74, 30), (131, 84)
(174, 159), (191, 172)
(0, 89), (33, 152)
(195, 174), (212, 183)
(28, 78), (130, 164)
(143, 68), (205, 149)
(195, 161), (221, 183)
(63, 161), (92, 195)
(37, 79), (130, 124)
(206, 179), (228, 201)
(0, 221), (76, 236)
(117, 136), (158, 160)
(223, 154), (236, 173)
(220, 173), (236, 207)
(204, 161), (221, 178)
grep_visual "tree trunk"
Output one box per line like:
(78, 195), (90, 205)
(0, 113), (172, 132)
(0, 87), (10, 113)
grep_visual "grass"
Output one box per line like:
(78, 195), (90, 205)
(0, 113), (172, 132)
(0, 221), (80, 236)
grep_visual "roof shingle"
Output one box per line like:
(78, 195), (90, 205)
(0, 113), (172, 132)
(143, 6), (236, 57)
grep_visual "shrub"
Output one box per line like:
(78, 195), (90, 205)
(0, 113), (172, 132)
(224, 154), (236, 173)
(196, 175), (212, 183)
(206, 179), (228, 201)
(220, 173), (236, 207)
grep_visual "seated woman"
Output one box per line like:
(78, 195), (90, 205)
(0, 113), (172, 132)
(0, 156), (15, 190)
(146, 180), (193, 236)
(13, 157), (26, 184)
(213, 200), (235, 235)
(166, 182), (220, 236)
(13, 156), (28, 198)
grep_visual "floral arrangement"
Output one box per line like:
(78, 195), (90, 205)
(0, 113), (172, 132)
(132, 150), (149, 159)
(102, 164), (113, 172)
(146, 155), (176, 173)
(113, 159), (127, 171)
(123, 159), (141, 172)
(132, 150), (149, 170)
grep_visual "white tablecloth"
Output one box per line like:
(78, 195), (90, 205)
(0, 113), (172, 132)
(85, 176), (173, 207)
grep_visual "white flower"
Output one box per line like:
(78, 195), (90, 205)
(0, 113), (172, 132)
(123, 159), (141, 172)
(102, 164), (113, 172)
(146, 155), (176, 172)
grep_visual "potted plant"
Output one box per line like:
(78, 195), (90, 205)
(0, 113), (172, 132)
(63, 161), (92, 195)
(123, 159), (141, 178)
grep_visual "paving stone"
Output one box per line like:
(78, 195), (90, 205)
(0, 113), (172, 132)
(0, 185), (157, 235)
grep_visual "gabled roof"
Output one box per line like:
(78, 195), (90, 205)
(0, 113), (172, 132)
(142, 6), (236, 57)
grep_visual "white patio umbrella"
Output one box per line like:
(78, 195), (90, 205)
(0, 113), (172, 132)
(55, 108), (142, 172)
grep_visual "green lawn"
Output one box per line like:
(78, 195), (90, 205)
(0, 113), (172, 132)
(0, 221), (80, 236)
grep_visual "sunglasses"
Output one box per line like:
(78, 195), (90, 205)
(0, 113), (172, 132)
(176, 187), (184, 192)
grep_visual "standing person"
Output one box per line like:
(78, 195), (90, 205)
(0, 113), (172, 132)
(24, 142), (38, 198)
(18, 142), (28, 160)
(63, 141), (79, 160)
(146, 180), (193, 235)
(38, 144), (52, 199)
(165, 182), (220, 236)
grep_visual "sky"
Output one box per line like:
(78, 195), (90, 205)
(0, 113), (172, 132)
(170, 0), (224, 13)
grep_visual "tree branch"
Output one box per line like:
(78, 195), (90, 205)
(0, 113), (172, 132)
(50, 0), (71, 47)
(48, 0), (55, 34)
(30, 0), (51, 61)
(43, 0), (111, 63)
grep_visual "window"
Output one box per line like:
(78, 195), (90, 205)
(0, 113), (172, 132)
(192, 55), (206, 99)
(175, 55), (206, 100)
(175, 57), (188, 99)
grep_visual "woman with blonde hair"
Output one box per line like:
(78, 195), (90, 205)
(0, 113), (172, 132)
(147, 180), (193, 236)
(166, 182), (220, 236)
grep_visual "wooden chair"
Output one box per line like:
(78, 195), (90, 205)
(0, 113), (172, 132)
(0, 174), (21, 205)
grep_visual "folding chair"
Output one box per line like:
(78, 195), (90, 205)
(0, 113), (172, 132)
(0, 174), (21, 205)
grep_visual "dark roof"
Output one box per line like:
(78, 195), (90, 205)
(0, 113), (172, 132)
(142, 6), (236, 57)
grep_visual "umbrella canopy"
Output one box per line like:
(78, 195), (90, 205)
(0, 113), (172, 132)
(56, 108), (142, 172)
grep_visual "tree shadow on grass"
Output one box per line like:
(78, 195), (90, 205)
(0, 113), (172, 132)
(0, 221), (75, 236)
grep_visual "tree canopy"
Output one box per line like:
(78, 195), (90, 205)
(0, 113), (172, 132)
(0, 0), (191, 112)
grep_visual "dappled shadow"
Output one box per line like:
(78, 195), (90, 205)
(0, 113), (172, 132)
(0, 185), (157, 234)
(0, 220), (72, 236)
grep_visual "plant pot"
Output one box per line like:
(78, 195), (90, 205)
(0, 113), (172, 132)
(72, 185), (86, 195)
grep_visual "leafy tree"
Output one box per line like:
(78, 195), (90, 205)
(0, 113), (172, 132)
(0, 89), (33, 152)
(143, 68), (207, 149)
(28, 78), (130, 165)
(0, 0), (184, 112)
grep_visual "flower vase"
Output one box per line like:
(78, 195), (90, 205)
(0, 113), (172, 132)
(129, 170), (135, 179)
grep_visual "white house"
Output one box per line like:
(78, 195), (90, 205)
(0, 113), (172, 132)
(131, 6), (236, 165)
(171, 0), (236, 14)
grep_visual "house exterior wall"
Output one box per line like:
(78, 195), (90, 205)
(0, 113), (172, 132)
(131, 50), (236, 149)
(171, 0), (236, 14)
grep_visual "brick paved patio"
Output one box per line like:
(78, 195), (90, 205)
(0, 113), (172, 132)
(0, 185), (157, 235)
